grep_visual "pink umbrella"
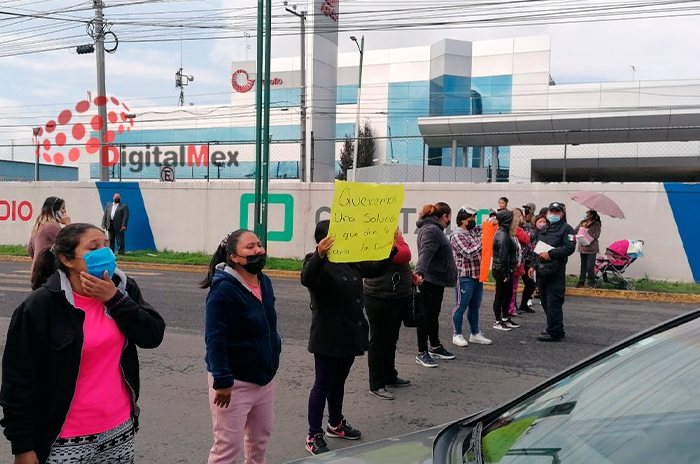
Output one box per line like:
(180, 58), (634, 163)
(569, 191), (625, 219)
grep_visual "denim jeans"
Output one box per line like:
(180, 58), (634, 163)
(452, 277), (483, 335)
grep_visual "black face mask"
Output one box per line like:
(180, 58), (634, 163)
(114, 198), (121, 203)
(240, 253), (267, 274)
(466, 220), (476, 230)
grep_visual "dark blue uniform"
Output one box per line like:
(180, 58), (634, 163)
(534, 219), (576, 339)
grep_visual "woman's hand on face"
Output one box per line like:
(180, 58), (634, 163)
(317, 237), (335, 258)
(213, 387), (232, 408)
(14, 451), (39, 464)
(60, 214), (71, 225)
(79, 271), (119, 303)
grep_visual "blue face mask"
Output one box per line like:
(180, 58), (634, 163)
(81, 247), (117, 279)
(547, 214), (561, 224)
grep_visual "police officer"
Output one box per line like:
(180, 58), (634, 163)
(528, 202), (576, 342)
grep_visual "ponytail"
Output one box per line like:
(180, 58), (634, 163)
(419, 202), (451, 220)
(31, 246), (59, 290)
(200, 229), (250, 289)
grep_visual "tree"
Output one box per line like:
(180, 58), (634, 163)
(337, 119), (376, 180)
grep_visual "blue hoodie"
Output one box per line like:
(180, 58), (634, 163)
(205, 264), (281, 389)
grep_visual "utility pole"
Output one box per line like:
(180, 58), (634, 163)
(350, 36), (364, 182)
(94, 0), (109, 182)
(285, 4), (306, 182)
(33, 128), (40, 181)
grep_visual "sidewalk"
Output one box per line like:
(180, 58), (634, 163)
(2, 254), (699, 304)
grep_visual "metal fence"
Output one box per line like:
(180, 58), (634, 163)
(1, 133), (699, 183)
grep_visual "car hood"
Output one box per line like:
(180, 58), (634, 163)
(286, 426), (441, 464)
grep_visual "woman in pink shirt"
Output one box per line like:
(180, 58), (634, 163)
(1, 223), (165, 464)
(27, 196), (71, 275)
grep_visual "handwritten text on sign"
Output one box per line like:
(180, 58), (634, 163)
(327, 181), (405, 263)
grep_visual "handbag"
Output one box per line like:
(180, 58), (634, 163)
(576, 227), (593, 246)
(403, 285), (420, 328)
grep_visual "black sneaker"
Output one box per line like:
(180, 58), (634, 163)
(415, 351), (438, 368)
(503, 319), (520, 329)
(369, 388), (395, 400)
(428, 346), (455, 360)
(520, 307), (536, 314)
(386, 377), (411, 387)
(327, 419), (361, 440)
(306, 433), (330, 455)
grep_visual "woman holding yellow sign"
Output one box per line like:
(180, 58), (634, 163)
(414, 202), (457, 368)
(301, 220), (400, 455)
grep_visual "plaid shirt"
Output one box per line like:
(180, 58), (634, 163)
(450, 226), (483, 279)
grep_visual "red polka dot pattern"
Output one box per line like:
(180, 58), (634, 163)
(76, 101), (90, 113)
(91, 115), (104, 131)
(58, 110), (72, 125)
(73, 123), (85, 140)
(86, 138), (101, 154)
(68, 148), (80, 162)
(35, 96), (134, 167)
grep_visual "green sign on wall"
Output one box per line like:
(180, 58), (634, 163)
(239, 193), (294, 242)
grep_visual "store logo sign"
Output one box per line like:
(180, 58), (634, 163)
(31, 96), (134, 167)
(231, 69), (283, 93)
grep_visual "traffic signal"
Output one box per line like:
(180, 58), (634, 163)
(76, 44), (95, 55)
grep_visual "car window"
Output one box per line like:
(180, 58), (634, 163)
(463, 318), (700, 464)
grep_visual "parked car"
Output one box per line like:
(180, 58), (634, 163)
(288, 308), (700, 464)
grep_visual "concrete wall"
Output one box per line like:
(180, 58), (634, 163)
(2, 181), (699, 283)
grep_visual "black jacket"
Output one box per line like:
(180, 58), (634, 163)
(301, 249), (395, 358)
(533, 219), (577, 275)
(0, 269), (165, 464)
(415, 216), (457, 287)
(492, 210), (517, 274)
(102, 202), (129, 231)
(205, 265), (281, 390)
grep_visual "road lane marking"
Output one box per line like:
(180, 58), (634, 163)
(0, 279), (28, 285)
(0, 286), (29, 293)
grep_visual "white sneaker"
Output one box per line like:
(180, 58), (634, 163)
(527, 299), (533, 308)
(452, 334), (469, 347)
(469, 333), (492, 345)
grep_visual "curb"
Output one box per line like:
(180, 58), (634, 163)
(1, 255), (698, 304)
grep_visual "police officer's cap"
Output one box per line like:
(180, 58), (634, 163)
(548, 202), (564, 212)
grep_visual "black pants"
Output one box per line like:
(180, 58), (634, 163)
(578, 253), (596, 286)
(519, 266), (537, 311)
(492, 269), (513, 321)
(538, 268), (566, 338)
(308, 354), (355, 435)
(365, 294), (407, 391)
(416, 281), (445, 353)
(109, 227), (125, 254)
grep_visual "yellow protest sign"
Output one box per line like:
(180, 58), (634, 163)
(327, 181), (405, 263)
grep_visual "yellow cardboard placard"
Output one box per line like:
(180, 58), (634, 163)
(482, 416), (537, 462)
(327, 181), (405, 263)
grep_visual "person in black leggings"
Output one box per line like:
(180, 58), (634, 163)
(492, 210), (518, 331)
(301, 220), (398, 455)
(414, 202), (457, 368)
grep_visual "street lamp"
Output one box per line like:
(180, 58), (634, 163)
(350, 35), (364, 182)
(284, 2), (307, 182)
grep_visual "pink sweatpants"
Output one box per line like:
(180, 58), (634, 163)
(207, 374), (276, 464)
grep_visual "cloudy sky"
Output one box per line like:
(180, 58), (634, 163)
(0, 0), (699, 144)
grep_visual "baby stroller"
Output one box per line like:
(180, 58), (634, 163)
(593, 240), (644, 290)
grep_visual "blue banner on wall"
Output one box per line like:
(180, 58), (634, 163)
(95, 182), (157, 252)
(664, 183), (700, 283)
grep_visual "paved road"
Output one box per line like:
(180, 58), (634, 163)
(0, 260), (696, 463)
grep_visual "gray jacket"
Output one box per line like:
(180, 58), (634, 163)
(415, 216), (457, 288)
(575, 221), (602, 254)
